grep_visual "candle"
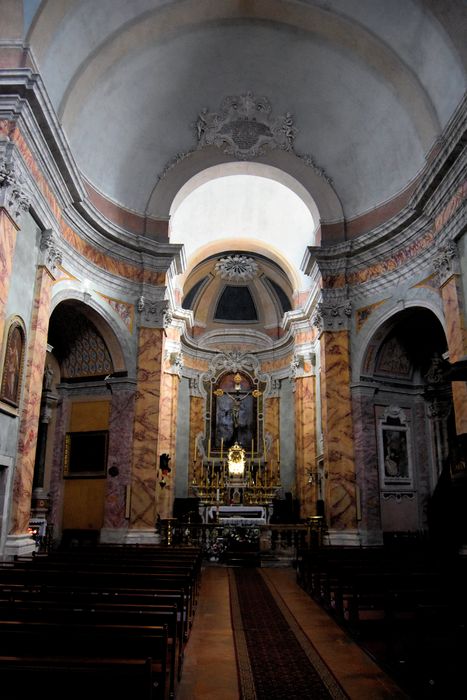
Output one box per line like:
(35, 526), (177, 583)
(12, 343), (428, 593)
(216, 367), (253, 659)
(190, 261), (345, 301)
(194, 438), (197, 460)
(216, 488), (220, 501)
(220, 438), (223, 460)
(208, 438), (211, 459)
(251, 439), (254, 456)
(276, 438), (280, 461)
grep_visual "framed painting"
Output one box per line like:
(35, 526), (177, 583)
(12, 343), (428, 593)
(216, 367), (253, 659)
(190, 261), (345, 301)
(63, 430), (109, 478)
(377, 406), (413, 488)
(0, 319), (26, 408)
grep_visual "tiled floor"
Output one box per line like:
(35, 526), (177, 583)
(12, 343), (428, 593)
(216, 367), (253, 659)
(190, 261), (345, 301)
(177, 565), (409, 699)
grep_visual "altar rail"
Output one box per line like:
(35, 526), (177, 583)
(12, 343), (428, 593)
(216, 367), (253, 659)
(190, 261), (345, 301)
(159, 520), (324, 563)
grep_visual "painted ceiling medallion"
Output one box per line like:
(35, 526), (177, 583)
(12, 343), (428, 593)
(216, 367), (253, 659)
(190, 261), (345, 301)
(215, 255), (259, 281)
(195, 92), (297, 159)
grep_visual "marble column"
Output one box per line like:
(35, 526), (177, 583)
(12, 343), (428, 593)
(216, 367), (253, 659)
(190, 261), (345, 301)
(5, 231), (61, 556)
(100, 384), (136, 542)
(189, 385), (204, 487)
(434, 242), (467, 434)
(265, 395), (280, 485)
(127, 299), (169, 544)
(292, 367), (316, 518)
(315, 297), (358, 544)
(352, 387), (382, 546)
(0, 155), (30, 342)
(156, 361), (180, 519)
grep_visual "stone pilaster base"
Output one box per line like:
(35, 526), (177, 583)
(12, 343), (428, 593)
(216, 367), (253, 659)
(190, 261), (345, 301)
(125, 529), (160, 545)
(99, 527), (129, 544)
(3, 533), (36, 560)
(324, 529), (362, 547)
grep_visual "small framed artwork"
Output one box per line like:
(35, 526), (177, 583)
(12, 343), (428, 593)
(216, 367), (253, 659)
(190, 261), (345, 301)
(0, 318), (26, 409)
(63, 430), (109, 478)
(378, 406), (413, 488)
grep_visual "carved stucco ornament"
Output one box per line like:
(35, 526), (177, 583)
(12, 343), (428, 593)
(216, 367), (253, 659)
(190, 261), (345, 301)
(313, 298), (352, 333)
(0, 158), (31, 224)
(39, 229), (63, 274)
(157, 93), (332, 184)
(136, 297), (169, 329)
(214, 255), (259, 281)
(433, 240), (459, 287)
(195, 92), (297, 159)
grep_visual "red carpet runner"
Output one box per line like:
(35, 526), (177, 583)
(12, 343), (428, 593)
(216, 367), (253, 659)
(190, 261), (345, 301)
(229, 568), (348, 700)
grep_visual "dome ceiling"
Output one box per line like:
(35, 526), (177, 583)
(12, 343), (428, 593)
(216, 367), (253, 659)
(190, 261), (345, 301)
(26, 0), (466, 222)
(182, 252), (294, 350)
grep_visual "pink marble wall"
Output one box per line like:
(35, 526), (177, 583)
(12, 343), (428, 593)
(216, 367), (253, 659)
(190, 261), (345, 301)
(48, 395), (72, 534)
(352, 390), (381, 539)
(0, 211), (19, 342)
(320, 331), (357, 529)
(440, 277), (467, 434)
(156, 369), (179, 519)
(189, 396), (204, 485)
(104, 389), (136, 529)
(293, 378), (316, 517)
(129, 327), (164, 530)
(10, 267), (53, 534)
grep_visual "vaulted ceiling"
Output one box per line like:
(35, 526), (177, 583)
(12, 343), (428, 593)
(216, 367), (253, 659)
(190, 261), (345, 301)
(24, 0), (466, 225)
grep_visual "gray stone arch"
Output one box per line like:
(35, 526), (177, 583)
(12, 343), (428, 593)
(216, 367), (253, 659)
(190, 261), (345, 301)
(50, 287), (134, 378)
(352, 302), (452, 546)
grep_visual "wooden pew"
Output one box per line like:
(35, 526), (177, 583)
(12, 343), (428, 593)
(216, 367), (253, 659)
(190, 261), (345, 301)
(0, 620), (169, 699)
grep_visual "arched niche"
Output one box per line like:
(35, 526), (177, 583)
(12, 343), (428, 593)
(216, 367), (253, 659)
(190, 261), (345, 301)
(353, 306), (455, 546)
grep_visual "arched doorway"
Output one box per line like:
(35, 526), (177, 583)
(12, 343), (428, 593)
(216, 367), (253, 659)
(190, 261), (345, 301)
(354, 307), (456, 546)
(33, 299), (129, 547)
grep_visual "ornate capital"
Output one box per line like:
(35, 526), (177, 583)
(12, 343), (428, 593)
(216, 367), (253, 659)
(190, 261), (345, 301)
(137, 297), (168, 328)
(313, 295), (352, 333)
(0, 158), (31, 226)
(39, 229), (63, 275)
(189, 376), (201, 397)
(433, 240), (459, 286)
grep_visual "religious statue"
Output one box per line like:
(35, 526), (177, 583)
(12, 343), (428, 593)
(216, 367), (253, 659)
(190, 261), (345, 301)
(214, 373), (260, 449)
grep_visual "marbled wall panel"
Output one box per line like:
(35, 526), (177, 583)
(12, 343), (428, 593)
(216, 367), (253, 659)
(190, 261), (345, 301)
(352, 391), (381, 539)
(0, 212), (18, 340)
(320, 331), (357, 530)
(441, 277), (467, 434)
(265, 396), (280, 482)
(156, 370), (179, 519)
(189, 396), (204, 485)
(49, 395), (71, 536)
(129, 327), (164, 530)
(104, 389), (136, 529)
(10, 267), (52, 534)
(294, 377), (316, 518)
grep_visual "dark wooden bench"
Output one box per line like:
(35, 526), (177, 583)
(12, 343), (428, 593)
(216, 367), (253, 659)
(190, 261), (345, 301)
(0, 619), (169, 699)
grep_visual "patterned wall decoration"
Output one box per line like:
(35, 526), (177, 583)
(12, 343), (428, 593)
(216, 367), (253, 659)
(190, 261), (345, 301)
(97, 292), (134, 333)
(0, 211), (20, 343)
(355, 299), (389, 332)
(50, 305), (113, 379)
(375, 336), (412, 378)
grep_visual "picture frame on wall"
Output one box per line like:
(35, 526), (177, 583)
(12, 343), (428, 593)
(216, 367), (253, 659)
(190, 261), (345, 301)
(0, 318), (26, 411)
(63, 430), (109, 478)
(377, 406), (413, 489)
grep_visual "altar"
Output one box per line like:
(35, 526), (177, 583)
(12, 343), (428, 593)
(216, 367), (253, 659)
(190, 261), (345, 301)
(204, 504), (268, 525)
